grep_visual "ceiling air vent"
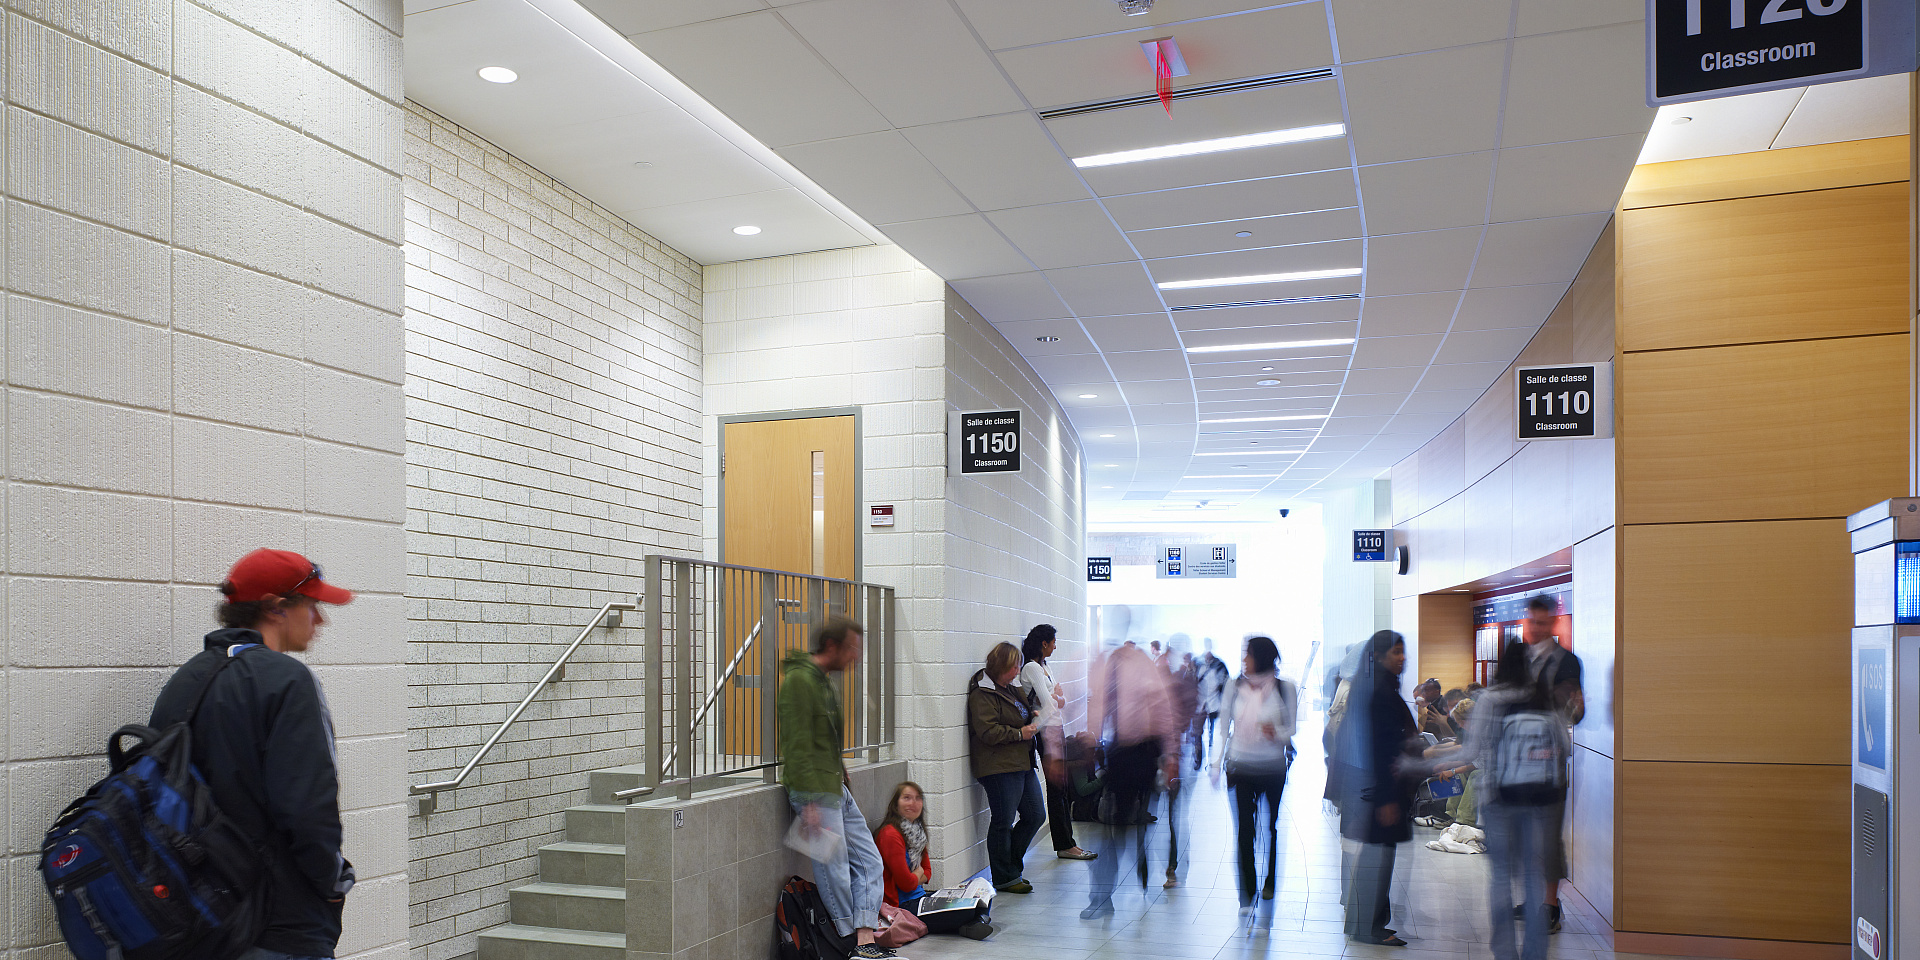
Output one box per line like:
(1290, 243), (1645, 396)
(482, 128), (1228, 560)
(1170, 293), (1359, 313)
(1038, 68), (1337, 121)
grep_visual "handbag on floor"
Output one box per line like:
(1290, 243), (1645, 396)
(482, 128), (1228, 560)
(775, 876), (852, 960)
(873, 902), (927, 948)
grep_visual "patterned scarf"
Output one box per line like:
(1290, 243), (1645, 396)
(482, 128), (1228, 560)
(899, 817), (928, 867)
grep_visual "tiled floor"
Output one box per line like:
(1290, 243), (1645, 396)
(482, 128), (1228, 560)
(908, 722), (1709, 960)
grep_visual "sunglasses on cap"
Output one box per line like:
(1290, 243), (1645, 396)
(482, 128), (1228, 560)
(287, 562), (324, 597)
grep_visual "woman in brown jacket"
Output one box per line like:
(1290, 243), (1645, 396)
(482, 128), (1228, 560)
(968, 641), (1044, 893)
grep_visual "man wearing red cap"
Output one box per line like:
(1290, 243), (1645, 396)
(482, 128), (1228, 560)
(148, 549), (358, 960)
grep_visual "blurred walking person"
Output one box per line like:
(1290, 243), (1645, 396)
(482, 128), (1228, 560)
(1522, 594), (1583, 932)
(1338, 630), (1418, 946)
(968, 642), (1045, 893)
(1196, 642), (1230, 760)
(1019, 625), (1096, 861)
(1212, 635), (1297, 912)
(1080, 641), (1178, 918)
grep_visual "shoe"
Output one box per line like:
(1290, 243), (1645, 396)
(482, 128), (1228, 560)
(1057, 847), (1097, 860)
(1550, 904), (1562, 934)
(1261, 876), (1275, 901)
(1350, 935), (1407, 947)
(1080, 900), (1115, 920)
(852, 945), (900, 960)
(1163, 874), (1179, 889)
(994, 878), (1032, 894)
(958, 922), (993, 940)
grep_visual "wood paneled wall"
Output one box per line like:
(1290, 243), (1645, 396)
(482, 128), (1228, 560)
(1613, 136), (1910, 951)
(1416, 593), (1474, 689)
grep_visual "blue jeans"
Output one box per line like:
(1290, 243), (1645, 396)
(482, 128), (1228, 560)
(978, 768), (1044, 886)
(788, 786), (884, 937)
(1484, 802), (1552, 960)
(240, 950), (329, 960)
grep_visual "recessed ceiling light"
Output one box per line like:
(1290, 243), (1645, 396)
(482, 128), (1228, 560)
(1071, 123), (1346, 168)
(1671, 116), (1693, 124)
(1235, 231), (1254, 238)
(1260, 366), (1274, 371)
(1099, 433), (1116, 438)
(1201, 414), (1327, 424)
(1159, 267), (1361, 291)
(1255, 379), (1281, 386)
(733, 225), (762, 236)
(1078, 393), (1099, 399)
(633, 161), (654, 169)
(1104, 464), (1117, 467)
(1186, 337), (1355, 355)
(477, 66), (519, 84)
(1102, 485), (1114, 488)
(1036, 335), (1059, 342)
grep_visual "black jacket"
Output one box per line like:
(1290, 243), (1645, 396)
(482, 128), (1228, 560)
(149, 629), (355, 957)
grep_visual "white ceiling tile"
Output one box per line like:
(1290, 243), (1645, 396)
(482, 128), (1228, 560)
(1344, 43), (1507, 164)
(1490, 135), (1643, 222)
(1080, 138), (1353, 197)
(1359, 291), (1460, 337)
(1105, 350), (1192, 382)
(631, 12), (890, 148)
(1084, 314), (1182, 353)
(1145, 238), (1363, 287)
(1416, 360), (1508, 392)
(1068, 407), (1137, 428)
(1044, 79), (1345, 158)
(1399, 391), (1483, 417)
(1357, 152), (1495, 235)
(991, 319), (1095, 355)
(950, 271), (1072, 321)
(1174, 301), (1360, 334)
(1434, 326), (1534, 366)
(1635, 89), (1802, 163)
(1351, 334), (1442, 370)
(1138, 424), (1198, 444)
(995, 4), (1335, 110)
(779, 132), (972, 224)
(1364, 228), (1481, 296)
(1052, 382), (1125, 406)
(1189, 353), (1353, 379)
(1159, 274), (1364, 308)
(1311, 415), (1391, 437)
(1102, 170), (1358, 232)
(407, 0), (471, 11)
(1468, 213), (1609, 289)
(1045, 262), (1164, 317)
(583, 0), (768, 34)
(875, 214), (1032, 280)
(985, 202), (1138, 270)
(617, 187), (871, 263)
(781, 0), (1026, 127)
(1329, 0), (1510, 62)
(953, 0), (1260, 50)
(1129, 207), (1363, 261)
(1516, 0), (1640, 36)
(1500, 24), (1654, 148)
(1302, 436), (1374, 453)
(902, 113), (1091, 210)
(1331, 392), (1408, 417)
(1133, 403), (1198, 425)
(505, 107), (786, 208)
(1028, 353), (1117, 383)
(1774, 73), (1912, 150)
(1122, 380), (1199, 405)
(1454, 284), (1566, 332)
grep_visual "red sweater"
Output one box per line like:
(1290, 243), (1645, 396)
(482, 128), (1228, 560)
(874, 823), (931, 907)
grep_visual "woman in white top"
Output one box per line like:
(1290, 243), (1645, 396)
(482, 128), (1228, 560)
(1211, 635), (1297, 909)
(1019, 624), (1096, 860)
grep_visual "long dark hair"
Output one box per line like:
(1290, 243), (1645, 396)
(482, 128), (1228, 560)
(1244, 635), (1279, 674)
(1022, 624), (1056, 665)
(876, 781), (926, 839)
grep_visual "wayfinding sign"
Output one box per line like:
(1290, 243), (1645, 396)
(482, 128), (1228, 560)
(1087, 557), (1112, 582)
(948, 409), (1021, 476)
(1647, 0), (1915, 105)
(1156, 544), (1236, 579)
(1353, 530), (1392, 563)
(1516, 363), (1614, 442)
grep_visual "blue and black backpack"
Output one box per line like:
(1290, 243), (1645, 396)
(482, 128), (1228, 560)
(39, 649), (269, 960)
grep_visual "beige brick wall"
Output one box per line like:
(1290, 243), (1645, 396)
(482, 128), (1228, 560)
(1, 2), (411, 959)
(401, 103), (702, 960)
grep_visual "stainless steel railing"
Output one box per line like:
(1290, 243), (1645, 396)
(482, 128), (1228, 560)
(613, 555), (896, 802)
(410, 599), (637, 815)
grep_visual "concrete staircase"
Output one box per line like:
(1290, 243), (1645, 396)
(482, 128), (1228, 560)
(475, 765), (649, 960)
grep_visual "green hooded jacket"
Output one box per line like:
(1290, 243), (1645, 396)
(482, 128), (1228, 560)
(778, 648), (845, 798)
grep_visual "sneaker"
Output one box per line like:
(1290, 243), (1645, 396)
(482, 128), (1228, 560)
(1550, 904), (1562, 934)
(852, 945), (899, 960)
(994, 878), (1033, 894)
(1079, 899), (1115, 920)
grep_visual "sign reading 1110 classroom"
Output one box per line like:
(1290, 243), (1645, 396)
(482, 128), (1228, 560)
(1516, 363), (1613, 442)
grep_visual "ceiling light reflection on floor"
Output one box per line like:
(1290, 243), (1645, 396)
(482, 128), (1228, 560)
(1072, 123), (1346, 168)
(1159, 267), (1361, 291)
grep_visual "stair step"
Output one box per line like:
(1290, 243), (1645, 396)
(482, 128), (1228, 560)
(476, 924), (624, 960)
(565, 803), (626, 845)
(509, 882), (626, 934)
(587, 765), (647, 804)
(538, 841), (626, 887)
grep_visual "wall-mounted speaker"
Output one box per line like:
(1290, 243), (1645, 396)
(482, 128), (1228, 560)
(1397, 545), (1410, 576)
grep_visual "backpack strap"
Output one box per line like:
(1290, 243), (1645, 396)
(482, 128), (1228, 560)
(183, 643), (260, 727)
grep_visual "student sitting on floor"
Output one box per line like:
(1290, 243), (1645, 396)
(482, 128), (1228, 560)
(874, 782), (993, 940)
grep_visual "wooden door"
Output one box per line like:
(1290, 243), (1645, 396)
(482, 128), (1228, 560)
(720, 416), (858, 756)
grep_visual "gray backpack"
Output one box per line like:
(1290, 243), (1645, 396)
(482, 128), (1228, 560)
(1492, 708), (1569, 806)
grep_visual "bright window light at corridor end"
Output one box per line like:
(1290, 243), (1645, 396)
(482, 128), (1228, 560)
(1070, 123), (1346, 168)
(1185, 337), (1355, 354)
(1159, 267), (1361, 291)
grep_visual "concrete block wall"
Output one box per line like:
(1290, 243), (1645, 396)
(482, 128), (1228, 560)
(401, 103), (702, 960)
(937, 292), (1086, 877)
(1, 1), (411, 958)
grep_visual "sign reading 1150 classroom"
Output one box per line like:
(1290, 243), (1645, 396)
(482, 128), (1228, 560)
(949, 409), (1022, 476)
(1515, 363), (1613, 442)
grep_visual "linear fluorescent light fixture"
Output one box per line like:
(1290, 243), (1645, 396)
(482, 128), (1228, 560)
(1200, 414), (1328, 424)
(1072, 123), (1346, 169)
(1160, 267), (1361, 291)
(1186, 337), (1355, 355)
(1195, 450), (1303, 456)
(1187, 475), (1282, 478)
(1170, 293), (1359, 313)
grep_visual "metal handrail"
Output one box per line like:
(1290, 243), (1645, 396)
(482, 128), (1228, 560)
(663, 615), (765, 775)
(612, 741), (897, 801)
(411, 598), (638, 815)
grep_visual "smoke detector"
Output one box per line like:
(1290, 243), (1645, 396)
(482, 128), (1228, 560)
(1117, 0), (1153, 14)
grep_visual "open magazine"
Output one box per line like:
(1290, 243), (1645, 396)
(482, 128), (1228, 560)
(914, 876), (994, 916)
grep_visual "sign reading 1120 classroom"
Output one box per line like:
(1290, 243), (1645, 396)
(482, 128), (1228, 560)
(949, 409), (1022, 476)
(1516, 363), (1613, 442)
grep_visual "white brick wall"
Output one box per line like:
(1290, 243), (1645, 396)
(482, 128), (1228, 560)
(402, 103), (702, 960)
(2, 3), (410, 960)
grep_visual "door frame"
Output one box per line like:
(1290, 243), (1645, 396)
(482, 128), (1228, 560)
(718, 406), (864, 580)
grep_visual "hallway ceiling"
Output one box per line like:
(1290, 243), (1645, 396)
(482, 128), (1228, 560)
(579, 0), (1656, 519)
